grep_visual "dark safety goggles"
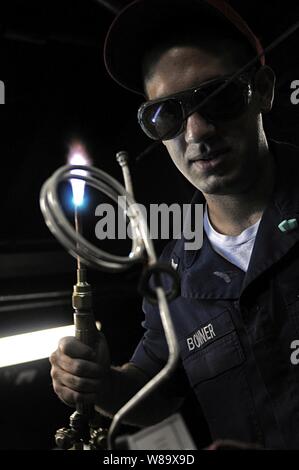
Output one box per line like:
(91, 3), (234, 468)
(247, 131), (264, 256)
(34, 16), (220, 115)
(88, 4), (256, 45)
(137, 73), (253, 141)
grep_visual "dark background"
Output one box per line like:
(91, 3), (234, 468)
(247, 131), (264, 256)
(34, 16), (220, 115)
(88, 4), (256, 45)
(0, 0), (298, 450)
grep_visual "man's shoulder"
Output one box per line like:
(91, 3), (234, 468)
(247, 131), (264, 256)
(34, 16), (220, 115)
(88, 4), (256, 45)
(271, 139), (299, 171)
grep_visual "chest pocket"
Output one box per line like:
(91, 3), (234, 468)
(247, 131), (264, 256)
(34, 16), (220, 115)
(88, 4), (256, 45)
(184, 332), (244, 387)
(180, 309), (244, 386)
(179, 308), (261, 443)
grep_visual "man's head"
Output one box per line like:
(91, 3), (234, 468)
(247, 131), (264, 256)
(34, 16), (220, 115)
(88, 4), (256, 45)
(104, 0), (275, 196)
(142, 25), (258, 90)
(144, 44), (275, 195)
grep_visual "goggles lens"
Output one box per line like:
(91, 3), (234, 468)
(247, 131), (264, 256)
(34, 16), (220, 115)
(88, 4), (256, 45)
(138, 75), (252, 141)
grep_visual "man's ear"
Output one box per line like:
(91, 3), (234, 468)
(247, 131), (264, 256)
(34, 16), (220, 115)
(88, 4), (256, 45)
(253, 66), (276, 113)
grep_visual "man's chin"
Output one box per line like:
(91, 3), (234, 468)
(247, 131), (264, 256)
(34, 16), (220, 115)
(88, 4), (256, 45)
(191, 174), (235, 195)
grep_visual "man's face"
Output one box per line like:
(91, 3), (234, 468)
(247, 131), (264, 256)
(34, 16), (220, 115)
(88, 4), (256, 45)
(145, 46), (272, 196)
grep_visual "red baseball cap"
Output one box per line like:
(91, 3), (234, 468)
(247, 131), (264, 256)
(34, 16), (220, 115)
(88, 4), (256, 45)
(104, 0), (265, 95)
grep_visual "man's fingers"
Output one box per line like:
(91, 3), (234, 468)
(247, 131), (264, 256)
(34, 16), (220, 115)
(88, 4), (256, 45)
(50, 334), (111, 407)
(50, 351), (103, 378)
(57, 336), (96, 360)
(52, 382), (97, 407)
(51, 367), (100, 394)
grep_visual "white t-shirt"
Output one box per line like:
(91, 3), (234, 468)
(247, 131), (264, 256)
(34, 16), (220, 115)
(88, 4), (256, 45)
(203, 208), (261, 272)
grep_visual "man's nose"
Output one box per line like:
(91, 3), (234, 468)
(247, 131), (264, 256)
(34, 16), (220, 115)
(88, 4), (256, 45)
(185, 112), (215, 143)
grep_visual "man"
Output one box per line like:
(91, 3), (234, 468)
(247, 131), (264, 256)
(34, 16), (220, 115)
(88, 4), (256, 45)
(50, 0), (299, 448)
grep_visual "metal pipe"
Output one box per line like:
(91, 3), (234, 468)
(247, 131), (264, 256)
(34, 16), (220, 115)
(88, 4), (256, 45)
(40, 162), (180, 450)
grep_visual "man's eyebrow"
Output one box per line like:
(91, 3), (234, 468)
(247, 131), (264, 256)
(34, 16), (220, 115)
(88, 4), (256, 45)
(151, 74), (233, 101)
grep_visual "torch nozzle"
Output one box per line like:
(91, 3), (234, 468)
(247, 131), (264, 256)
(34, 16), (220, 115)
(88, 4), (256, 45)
(76, 268), (87, 285)
(72, 270), (92, 311)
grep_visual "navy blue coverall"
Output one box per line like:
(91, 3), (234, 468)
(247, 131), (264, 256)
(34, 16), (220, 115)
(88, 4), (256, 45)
(131, 141), (299, 449)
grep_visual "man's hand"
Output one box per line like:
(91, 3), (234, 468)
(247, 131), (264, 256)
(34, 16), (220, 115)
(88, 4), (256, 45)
(49, 333), (111, 407)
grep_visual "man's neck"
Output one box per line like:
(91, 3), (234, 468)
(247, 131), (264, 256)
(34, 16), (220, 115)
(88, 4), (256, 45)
(204, 151), (275, 236)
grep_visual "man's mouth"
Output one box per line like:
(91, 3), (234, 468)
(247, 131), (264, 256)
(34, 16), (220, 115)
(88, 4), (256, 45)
(189, 146), (231, 163)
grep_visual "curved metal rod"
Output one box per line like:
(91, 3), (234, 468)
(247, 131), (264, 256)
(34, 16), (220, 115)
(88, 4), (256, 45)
(107, 286), (180, 449)
(40, 163), (180, 449)
(40, 165), (149, 271)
